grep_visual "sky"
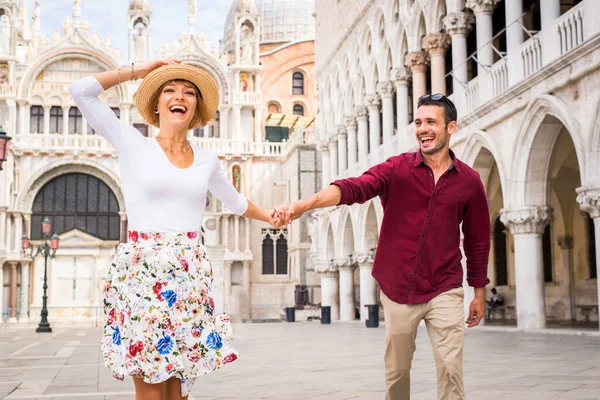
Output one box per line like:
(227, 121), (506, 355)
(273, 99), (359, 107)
(25, 0), (232, 57)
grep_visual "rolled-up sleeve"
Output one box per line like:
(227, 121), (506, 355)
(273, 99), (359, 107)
(331, 157), (395, 206)
(462, 177), (491, 287)
(208, 153), (248, 215)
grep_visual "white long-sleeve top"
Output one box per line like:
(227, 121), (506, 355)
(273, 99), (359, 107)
(70, 76), (248, 233)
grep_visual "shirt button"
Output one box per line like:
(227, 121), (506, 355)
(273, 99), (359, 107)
(421, 232), (425, 237)
(428, 173), (432, 177)
(427, 213), (430, 217)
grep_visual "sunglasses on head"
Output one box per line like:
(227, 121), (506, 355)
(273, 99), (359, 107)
(417, 93), (457, 121)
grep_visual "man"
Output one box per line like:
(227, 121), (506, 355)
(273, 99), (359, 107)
(275, 94), (490, 399)
(486, 287), (504, 319)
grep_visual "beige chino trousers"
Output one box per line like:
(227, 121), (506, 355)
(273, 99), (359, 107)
(381, 287), (465, 400)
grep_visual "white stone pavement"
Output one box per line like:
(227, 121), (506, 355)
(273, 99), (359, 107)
(0, 322), (599, 400)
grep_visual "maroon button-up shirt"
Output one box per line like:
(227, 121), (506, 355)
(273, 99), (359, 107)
(331, 151), (490, 305)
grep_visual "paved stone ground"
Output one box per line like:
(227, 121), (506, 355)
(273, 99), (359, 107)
(0, 322), (599, 400)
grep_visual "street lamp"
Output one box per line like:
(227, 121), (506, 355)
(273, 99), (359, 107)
(0, 126), (12, 171)
(21, 217), (60, 333)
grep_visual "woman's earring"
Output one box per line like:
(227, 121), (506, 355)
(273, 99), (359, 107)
(154, 108), (159, 114)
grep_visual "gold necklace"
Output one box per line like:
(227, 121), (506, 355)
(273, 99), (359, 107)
(156, 137), (190, 154)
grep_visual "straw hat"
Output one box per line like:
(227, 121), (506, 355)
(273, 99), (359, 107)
(134, 64), (220, 130)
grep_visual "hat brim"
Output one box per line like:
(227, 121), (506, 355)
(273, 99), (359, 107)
(134, 64), (220, 130)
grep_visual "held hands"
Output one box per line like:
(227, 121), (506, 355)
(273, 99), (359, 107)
(271, 202), (305, 226)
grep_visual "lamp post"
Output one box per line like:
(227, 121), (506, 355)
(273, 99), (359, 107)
(0, 126), (12, 171)
(21, 217), (60, 333)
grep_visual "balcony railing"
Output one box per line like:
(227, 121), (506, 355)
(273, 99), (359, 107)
(521, 35), (542, 78)
(491, 58), (508, 97)
(233, 91), (262, 104)
(11, 134), (286, 158)
(557, 3), (584, 56)
(0, 83), (13, 96)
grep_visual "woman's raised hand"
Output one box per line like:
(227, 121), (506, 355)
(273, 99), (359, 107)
(135, 59), (182, 79)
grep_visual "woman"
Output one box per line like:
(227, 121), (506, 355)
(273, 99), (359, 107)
(70, 59), (281, 400)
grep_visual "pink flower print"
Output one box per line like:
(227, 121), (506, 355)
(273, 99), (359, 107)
(188, 351), (201, 363)
(132, 250), (143, 266)
(166, 363), (175, 372)
(140, 232), (149, 241)
(224, 353), (238, 363)
(180, 259), (189, 273)
(128, 231), (139, 242)
(187, 231), (198, 239)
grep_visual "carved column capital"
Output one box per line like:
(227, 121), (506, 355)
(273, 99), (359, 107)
(314, 261), (339, 274)
(364, 94), (380, 110)
(354, 251), (374, 264)
(500, 207), (553, 235)
(466, 0), (501, 15)
(377, 81), (395, 99)
(354, 105), (368, 120)
(344, 115), (357, 128)
(423, 33), (451, 56)
(576, 188), (600, 218)
(390, 67), (411, 87)
(336, 125), (347, 138)
(404, 51), (430, 73)
(443, 12), (475, 37)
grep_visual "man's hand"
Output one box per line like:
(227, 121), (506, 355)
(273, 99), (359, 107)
(465, 292), (485, 328)
(274, 202), (305, 225)
(268, 208), (283, 228)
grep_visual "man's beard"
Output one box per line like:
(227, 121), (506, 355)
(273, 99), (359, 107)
(420, 128), (448, 155)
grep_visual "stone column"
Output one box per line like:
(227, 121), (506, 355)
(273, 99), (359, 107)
(254, 106), (262, 142)
(222, 215), (230, 251)
(423, 33), (451, 95)
(338, 260), (355, 321)
(245, 218), (251, 252)
(557, 235), (574, 321)
(8, 262), (18, 323)
(345, 116), (358, 167)
(18, 100), (28, 135)
(443, 12), (475, 113)
(500, 207), (553, 329)
(6, 215), (12, 258)
(0, 263), (3, 323)
(43, 105), (51, 135)
(405, 52), (430, 113)
(377, 81), (395, 158)
(540, 0), (561, 31)
(119, 212), (127, 242)
(576, 188), (600, 329)
(223, 260), (233, 313)
(336, 126), (347, 174)
(18, 262), (29, 322)
(242, 260), (251, 320)
(234, 215), (240, 253)
(12, 213), (22, 254)
(233, 105), (241, 140)
(504, 0), (524, 85)
(328, 136), (338, 180)
(466, 0), (501, 68)
(356, 252), (377, 321)
(6, 99), (16, 136)
(365, 94), (381, 155)
(62, 106), (70, 136)
(318, 264), (340, 321)
(355, 106), (369, 168)
(320, 144), (330, 189)
(0, 209), (6, 253)
(390, 68), (411, 153)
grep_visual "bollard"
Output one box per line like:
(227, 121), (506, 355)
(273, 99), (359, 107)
(365, 304), (379, 328)
(320, 306), (331, 324)
(285, 307), (295, 322)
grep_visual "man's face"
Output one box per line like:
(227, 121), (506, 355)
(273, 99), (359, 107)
(414, 105), (455, 155)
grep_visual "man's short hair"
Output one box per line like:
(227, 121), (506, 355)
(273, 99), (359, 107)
(417, 93), (458, 124)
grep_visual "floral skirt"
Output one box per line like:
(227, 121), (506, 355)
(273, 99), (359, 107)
(101, 231), (238, 396)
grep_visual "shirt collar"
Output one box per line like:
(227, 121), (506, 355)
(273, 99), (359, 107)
(414, 149), (461, 172)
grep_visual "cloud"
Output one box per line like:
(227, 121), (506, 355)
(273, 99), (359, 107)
(25, 0), (232, 58)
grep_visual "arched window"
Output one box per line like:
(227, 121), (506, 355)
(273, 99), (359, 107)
(31, 173), (121, 240)
(30, 106), (43, 133)
(262, 229), (288, 275)
(493, 217), (508, 286)
(49, 106), (62, 133)
(292, 72), (304, 95)
(268, 102), (281, 114)
(293, 104), (304, 116)
(68, 108), (83, 134)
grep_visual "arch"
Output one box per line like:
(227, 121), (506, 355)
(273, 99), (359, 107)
(267, 100), (281, 114)
(17, 160), (125, 214)
(460, 130), (508, 204)
(363, 202), (379, 253)
(292, 70), (305, 95)
(17, 49), (124, 101)
(236, 16), (259, 32)
(429, 0), (447, 33)
(511, 95), (585, 207)
(341, 211), (356, 258)
(587, 93), (600, 187)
